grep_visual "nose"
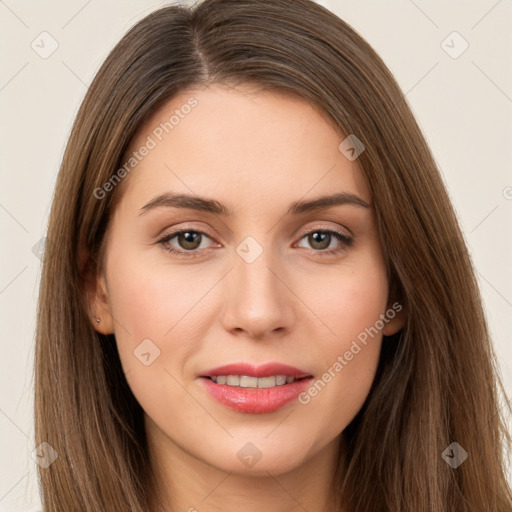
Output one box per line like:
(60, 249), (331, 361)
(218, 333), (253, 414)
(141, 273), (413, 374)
(220, 246), (296, 340)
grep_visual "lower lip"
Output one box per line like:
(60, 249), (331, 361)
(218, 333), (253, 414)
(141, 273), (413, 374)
(200, 377), (313, 414)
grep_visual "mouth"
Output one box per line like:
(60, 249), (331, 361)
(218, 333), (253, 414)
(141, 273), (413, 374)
(199, 362), (312, 381)
(198, 363), (314, 414)
(202, 374), (308, 387)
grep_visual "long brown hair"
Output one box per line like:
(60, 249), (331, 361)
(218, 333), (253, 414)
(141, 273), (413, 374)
(34, 0), (512, 510)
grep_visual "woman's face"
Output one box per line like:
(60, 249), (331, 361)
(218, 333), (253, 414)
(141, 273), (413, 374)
(91, 83), (403, 477)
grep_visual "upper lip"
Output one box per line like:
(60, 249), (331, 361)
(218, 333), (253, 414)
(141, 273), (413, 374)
(199, 362), (312, 379)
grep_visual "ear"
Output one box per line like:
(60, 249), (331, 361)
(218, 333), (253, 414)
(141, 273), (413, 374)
(78, 239), (115, 335)
(382, 297), (406, 336)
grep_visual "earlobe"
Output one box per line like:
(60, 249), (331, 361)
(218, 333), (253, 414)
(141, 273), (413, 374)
(382, 299), (406, 336)
(92, 274), (115, 335)
(79, 242), (115, 335)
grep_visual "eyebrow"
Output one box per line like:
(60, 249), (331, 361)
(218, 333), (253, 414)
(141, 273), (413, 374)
(138, 191), (371, 217)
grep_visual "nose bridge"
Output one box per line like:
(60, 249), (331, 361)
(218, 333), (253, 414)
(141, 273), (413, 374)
(221, 235), (294, 337)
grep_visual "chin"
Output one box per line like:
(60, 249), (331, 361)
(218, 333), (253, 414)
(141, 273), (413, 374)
(200, 439), (314, 477)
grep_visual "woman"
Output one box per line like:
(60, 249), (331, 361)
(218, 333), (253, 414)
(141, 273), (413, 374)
(34, 0), (512, 510)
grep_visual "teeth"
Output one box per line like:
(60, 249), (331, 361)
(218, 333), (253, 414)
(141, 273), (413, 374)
(240, 375), (259, 387)
(227, 375), (240, 386)
(276, 375), (287, 385)
(210, 374), (296, 387)
(254, 376), (275, 388)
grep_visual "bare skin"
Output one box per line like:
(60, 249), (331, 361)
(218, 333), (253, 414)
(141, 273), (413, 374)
(86, 83), (405, 512)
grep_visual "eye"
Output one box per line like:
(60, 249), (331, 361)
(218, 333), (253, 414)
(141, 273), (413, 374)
(157, 229), (217, 257)
(295, 229), (353, 255)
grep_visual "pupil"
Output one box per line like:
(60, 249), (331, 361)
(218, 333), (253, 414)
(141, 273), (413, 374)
(180, 232), (200, 249)
(311, 232), (329, 249)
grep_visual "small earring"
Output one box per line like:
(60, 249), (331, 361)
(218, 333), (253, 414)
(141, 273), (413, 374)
(95, 316), (100, 323)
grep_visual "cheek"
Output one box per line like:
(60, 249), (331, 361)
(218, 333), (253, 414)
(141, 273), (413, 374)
(296, 253), (388, 433)
(104, 244), (222, 397)
(106, 242), (212, 338)
(104, 254), (204, 420)
(104, 245), (188, 370)
(305, 248), (389, 346)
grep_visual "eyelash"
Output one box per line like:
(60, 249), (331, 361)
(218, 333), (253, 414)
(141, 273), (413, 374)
(156, 226), (353, 258)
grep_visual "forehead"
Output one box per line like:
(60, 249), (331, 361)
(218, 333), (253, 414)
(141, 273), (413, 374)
(117, 83), (371, 214)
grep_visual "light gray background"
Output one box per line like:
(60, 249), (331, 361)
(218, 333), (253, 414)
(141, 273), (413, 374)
(1, 0), (511, 510)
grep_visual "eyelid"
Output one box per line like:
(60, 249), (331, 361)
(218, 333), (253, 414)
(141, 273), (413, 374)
(156, 222), (217, 241)
(294, 222), (352, 240)
(156, 226), (218, 246)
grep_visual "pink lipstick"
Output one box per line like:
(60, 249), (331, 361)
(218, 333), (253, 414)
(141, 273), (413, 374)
(198, 362), (313, 414)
